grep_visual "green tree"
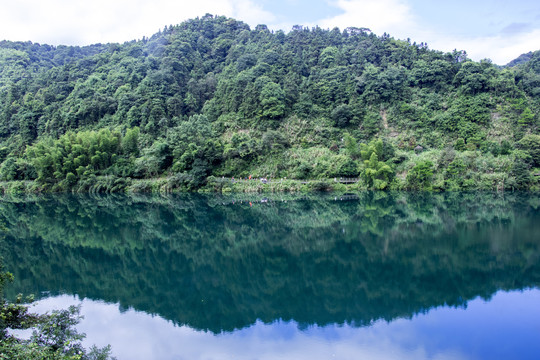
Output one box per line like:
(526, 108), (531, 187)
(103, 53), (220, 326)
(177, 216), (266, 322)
(359, 139), (394, 189)
(259, 81), (285, 121)
(362, 111), (382, 136)
(122, 127), (140, 156)
(361, 152), (393, 189)
(406, 160), (434, 190)
(517, 134), (540, 167)
(518, 107), (535, 127)
(511, 156), (531, 189)
(344, 133), (360, 159)
(444, 158), (467, 189)
(331, 104), (354, 128)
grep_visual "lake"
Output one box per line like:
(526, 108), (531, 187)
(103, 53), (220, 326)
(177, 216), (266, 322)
(1, 192), (540, 359)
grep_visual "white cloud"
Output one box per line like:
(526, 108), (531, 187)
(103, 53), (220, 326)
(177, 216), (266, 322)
(231, 0), (277, 26)
(1, 0), (538, 64)
(318, 0), (418, 37)
(20, 295), (470, 360)
(315, 0), (540, 64)
(0, 0), (275, 45)
(427, 29), (540, 65)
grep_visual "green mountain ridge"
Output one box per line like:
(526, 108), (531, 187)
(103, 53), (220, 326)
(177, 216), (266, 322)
(0, 14), (539, 193)
(505, 50), (540, 68)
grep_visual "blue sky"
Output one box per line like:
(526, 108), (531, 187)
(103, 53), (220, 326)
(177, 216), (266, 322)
(1, 0), (539, 64)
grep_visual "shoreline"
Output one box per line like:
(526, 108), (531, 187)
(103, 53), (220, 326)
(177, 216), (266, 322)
(1, 176), (537, 195)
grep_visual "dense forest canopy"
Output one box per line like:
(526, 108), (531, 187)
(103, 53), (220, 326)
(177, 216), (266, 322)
(0, 14), (539, 192)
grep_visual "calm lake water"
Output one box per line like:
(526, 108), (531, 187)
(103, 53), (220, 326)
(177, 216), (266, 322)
(1, 192), (540, 359)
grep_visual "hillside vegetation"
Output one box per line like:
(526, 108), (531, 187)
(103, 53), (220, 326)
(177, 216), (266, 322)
(0, 14), (539, 193)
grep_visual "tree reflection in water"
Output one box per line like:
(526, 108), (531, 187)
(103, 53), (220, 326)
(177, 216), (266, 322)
(1, 191), (539, 333)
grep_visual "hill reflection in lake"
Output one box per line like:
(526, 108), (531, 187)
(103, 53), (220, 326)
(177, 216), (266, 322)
(23, 288), (540, 360)
(1, 191), (539, 334)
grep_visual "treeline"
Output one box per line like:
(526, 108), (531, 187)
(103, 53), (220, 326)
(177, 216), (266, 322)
(0, 15), (539, 192)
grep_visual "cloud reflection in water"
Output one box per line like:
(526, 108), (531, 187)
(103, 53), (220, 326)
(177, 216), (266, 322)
(25, 289), (540, 360)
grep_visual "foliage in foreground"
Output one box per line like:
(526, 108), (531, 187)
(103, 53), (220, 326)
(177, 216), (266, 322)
(0, 228), (114, 360)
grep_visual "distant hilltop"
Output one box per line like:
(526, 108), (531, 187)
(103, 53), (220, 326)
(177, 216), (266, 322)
(0, 15), (539, 193)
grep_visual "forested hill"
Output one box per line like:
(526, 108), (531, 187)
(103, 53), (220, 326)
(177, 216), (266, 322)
(0, 14), (539, 193)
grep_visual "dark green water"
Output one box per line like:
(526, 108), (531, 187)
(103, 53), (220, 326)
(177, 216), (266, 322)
(1, 192), (540, 359)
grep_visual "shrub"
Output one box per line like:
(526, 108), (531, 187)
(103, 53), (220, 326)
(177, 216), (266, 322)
(517, 134), (540, 167)
(406, 160), (434, 190)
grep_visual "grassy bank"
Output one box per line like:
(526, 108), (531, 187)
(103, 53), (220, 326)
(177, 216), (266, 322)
(2, 172), (538, 195)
